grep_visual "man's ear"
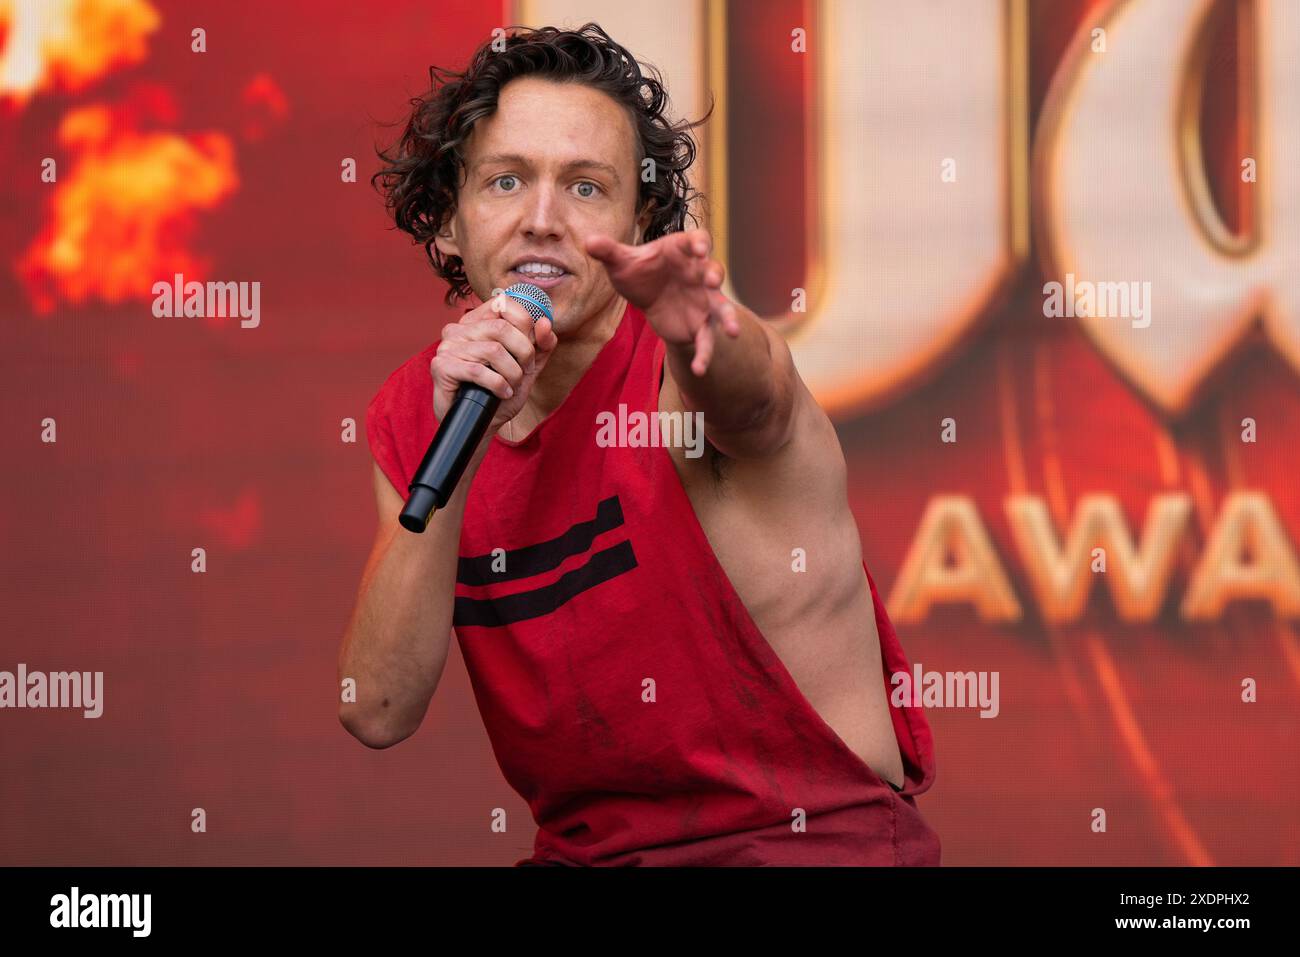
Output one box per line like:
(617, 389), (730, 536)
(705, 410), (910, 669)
(433, 216), (460, 259)
(631, 203), (653, 246)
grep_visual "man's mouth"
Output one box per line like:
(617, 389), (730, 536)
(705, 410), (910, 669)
(507, 259), (570, 289)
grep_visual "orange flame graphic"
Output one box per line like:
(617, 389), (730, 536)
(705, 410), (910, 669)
(0, 0), (160, 103)
(16, 89), (239, 313)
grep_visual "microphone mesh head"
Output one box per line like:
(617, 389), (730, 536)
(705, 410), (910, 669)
(503, 282), (554, 322)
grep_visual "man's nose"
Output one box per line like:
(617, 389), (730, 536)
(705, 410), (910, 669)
(520, 181), (563, 239)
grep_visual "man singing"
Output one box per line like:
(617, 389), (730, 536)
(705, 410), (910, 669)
(339, 22), (940, 866)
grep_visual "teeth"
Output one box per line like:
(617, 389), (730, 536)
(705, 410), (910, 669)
(515, 262), (565, 277)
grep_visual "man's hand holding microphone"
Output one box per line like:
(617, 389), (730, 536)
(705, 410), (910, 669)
(401, 284), (559, 532)
(431, 288), (558, 431)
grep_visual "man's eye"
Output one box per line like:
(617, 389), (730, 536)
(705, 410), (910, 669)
(494, 175), (518, 192)
(574, 181), (600, 198)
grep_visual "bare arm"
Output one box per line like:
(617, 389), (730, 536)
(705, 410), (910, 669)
(336, 448), (486, 748)
(336, 293), (558, 748)
(586, 228), (797, 460)
(664, 301), (797, 459)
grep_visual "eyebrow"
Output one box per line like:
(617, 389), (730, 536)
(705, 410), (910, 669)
(473, 152), (622, 184)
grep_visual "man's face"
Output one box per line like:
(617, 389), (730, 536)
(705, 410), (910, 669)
(435, 76), (649, 332)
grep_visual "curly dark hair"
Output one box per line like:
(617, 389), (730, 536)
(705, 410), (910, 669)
(371, 22), (711, 304)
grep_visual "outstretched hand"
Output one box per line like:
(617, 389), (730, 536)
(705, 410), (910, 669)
(586, 229), (740, 376)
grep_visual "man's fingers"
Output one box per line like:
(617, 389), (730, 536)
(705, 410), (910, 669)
(585, 233), (627, 264)
(461, 291), (532, 332)
(519, 317), (559, 379)
(668, 231), (699, 261)
(435, 357), (514, 400)
(705, 259), (725, 289)
(708, 289), (740, 337)
(687, 228), (711, 257)
(446, 313), (536, 362)
(691, 320), (715, 376)
(535, 315), (558, 354)
(491, 291), (541, 334)
(460, 339), (525, 389)
(695, 257), (726, 290)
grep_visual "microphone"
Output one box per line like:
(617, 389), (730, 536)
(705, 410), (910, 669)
(398, 282), (554, 533)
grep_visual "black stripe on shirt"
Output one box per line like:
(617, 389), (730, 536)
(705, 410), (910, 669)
(456, 495), (625, 586)
(453, 538), (638, 628)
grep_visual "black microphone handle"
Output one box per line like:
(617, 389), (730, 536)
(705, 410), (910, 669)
(398, 382), (501, 533)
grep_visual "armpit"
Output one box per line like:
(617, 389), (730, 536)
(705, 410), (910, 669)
(707, 438), (731, 487)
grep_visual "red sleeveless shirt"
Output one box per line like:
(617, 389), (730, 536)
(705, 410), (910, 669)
(366, 302), (940, 865)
